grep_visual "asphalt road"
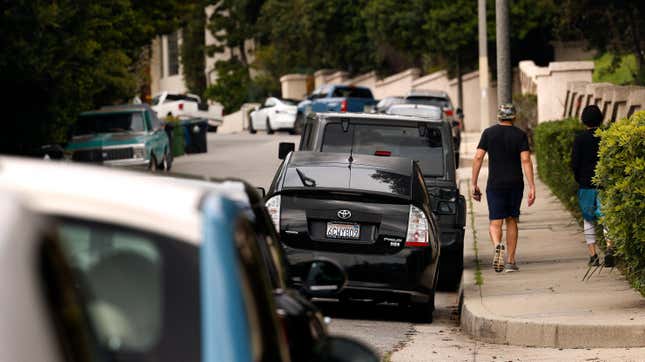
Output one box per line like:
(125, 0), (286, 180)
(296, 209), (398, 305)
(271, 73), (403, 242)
(172, 131), (461, 357)
(172, 131), (639, 361)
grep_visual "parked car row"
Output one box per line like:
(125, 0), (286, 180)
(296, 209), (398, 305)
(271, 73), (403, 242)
(0, 157), (379, 362)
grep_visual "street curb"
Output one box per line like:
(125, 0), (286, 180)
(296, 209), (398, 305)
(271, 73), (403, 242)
(460, 279), (645, 347)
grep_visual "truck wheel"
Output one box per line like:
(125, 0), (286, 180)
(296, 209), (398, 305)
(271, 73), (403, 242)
(266, 118), (275, 134)
(162, 149), (172, 172)
(148, 154), (158, 173)
(410, 291), (435, 323)
(208, 125), (218, 133)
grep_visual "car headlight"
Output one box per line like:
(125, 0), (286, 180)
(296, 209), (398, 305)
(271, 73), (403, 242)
(133, 147), (146, 159)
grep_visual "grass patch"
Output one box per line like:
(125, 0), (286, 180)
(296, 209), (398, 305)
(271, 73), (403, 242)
(467, 183), (483, 286)
(593, 53), (638, 85)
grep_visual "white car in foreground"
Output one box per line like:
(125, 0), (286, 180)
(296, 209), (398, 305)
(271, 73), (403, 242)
(151, 91), (224, 131)
(249, 97), (298, 134)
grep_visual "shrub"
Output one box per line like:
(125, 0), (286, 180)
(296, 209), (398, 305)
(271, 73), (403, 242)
(594, 111), (645, 294)
(533, 118), (584, 214)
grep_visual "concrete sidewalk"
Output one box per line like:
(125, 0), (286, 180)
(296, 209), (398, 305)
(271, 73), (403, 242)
(458, 132), (645, 348)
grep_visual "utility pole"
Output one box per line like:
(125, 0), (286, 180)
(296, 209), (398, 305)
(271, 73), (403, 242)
(496, 0), (511, 104)
(478, 0), (490, 130)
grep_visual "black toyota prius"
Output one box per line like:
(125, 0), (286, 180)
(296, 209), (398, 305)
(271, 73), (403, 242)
(266, 151), (440, 322)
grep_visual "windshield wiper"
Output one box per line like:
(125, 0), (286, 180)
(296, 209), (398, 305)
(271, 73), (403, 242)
(295, 168), (316, 187)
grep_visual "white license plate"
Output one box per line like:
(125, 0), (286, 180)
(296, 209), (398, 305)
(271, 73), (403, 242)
(326, 222), (360, 240)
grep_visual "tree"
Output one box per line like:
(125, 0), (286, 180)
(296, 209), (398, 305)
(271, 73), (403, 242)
(557, 0), (645, 84)
(182, 2), (208, 98)
(0, 0), (188, 154)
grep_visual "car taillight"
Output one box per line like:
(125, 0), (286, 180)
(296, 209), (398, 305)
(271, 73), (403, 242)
(444, 109), (453, 117)
(405, 205), (429, 247)
(265, 195), (281, 233)
(340, 99), (347, 112)
(179, 103), (184, 111)
(374, 150), (391, 157)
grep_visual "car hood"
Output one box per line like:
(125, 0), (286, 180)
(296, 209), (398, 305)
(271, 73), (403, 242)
(66, 133), (146, 150)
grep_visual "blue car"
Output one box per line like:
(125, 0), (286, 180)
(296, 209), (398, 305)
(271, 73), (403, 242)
(0, 157), (378, 362)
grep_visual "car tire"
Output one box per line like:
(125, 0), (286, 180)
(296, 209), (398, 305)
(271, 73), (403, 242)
(266, 117), (275, 134)
(208, 125), (218, 133)
(249, 119), (257, 134)
(438, 245), (464, 291)
(148, 154), (158, 173)
(162, 149), (172, 172)
(288, 128), (296, 135)
(294, 112), (304, 134)
(410, 291), (435, 323)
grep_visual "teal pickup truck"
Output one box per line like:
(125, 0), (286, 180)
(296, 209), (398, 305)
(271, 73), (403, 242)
(65, 104), (171, 171)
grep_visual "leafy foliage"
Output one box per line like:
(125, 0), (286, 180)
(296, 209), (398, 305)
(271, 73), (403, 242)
(0, 0), (188, 154)
(204, 60), (253, 114)
(594, 111), (645, 295)
(533, 118), (584, 214)
(593, 52), (638, 85)
(557, 0), (645, 84)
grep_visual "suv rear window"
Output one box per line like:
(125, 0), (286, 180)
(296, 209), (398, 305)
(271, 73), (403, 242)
(321, 123), (445, 177)
(283, 165), (410, 196)
(405, 96), (451, 109)
(331, 87), (374, 99)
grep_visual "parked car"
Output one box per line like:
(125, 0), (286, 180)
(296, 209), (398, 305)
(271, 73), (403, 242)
(280, 112), (466, 290)
(65, 104), (172, 171)
(0, 157), (377, 362)
(375, 96), (405, 113)
(266, 152), (441, 322)
(385, 103), (460, 166)
(151, 91), (223, 132)
(249, 97), (299, 134)
(162, 175), (331, 362)
(405, 90), (462, 166)
(295, 85), (377, 133)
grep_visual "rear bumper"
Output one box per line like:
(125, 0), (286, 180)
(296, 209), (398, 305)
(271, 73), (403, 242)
(284, 245), (437, 303)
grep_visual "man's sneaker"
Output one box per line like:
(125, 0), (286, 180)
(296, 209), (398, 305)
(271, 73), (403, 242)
(604, 248), (615, 267)
(493, 244), (505, 273)
(504, 263), (519, 272)
(588, 254), (600, 267)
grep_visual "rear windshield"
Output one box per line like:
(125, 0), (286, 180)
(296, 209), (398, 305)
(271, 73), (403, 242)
(331, 87), (374, 99)
(405, 96), (451, 109)
(386, 105), (442, 119)
(283, 166), (411, 196)
(321, 123), (445, 177)
(165, 94), (198, 103)
(74, 112), (145, 135)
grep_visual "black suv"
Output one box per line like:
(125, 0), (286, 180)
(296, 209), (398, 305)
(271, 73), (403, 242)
(280, 113), (466, 289)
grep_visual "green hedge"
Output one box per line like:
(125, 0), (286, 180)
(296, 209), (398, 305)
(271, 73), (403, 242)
(533, 118), (584, 214)
(594, 111), (645, 294)
(534, 113), (645, 296)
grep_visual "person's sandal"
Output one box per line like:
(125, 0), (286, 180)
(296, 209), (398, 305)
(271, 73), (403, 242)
(493, 244), (505, 273)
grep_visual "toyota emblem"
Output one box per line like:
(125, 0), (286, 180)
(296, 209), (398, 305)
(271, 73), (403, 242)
(337, 209), (352, 220)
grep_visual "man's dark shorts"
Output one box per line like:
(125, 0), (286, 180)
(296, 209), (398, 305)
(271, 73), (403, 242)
(486, 187), (524, 220)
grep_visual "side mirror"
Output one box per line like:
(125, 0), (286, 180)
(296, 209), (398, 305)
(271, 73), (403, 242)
(256, 187), (266, 198)
(278, 142), (295, 160)
(299, 259), (347, 298)
(312, 336), (379, 362)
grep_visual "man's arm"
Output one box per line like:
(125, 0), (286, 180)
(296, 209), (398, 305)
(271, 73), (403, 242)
(521, 150), (536, 206)
(471, 148), (486, 201)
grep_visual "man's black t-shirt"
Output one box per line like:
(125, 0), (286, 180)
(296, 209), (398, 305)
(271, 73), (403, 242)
(477, 124), (530, 190)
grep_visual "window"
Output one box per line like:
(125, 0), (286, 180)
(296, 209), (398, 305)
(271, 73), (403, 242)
(55, 218), (201, 362)
(321, 122), (445, 177)
(74, 112), (145, 135)
(331, 87), (373, 99)
(167, 32), (179, 76)
(264, 98), (277, 108)
(405, 96), (451, 109)
(283, 165), (411, 196)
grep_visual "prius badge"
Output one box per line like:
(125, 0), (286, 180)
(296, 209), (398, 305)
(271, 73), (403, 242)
(337, 209), (352, 220)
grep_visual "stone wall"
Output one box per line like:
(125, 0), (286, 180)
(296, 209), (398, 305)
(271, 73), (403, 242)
(519, 60), (595, 122)
(520, 60), (645, 123)
(280, 74), (308, 100)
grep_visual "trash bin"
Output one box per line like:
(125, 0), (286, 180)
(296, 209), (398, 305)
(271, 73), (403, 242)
(164, 121), (185, 157)
(183, 118), (208, 154)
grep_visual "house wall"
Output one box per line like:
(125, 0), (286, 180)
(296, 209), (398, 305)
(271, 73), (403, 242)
(280, 74), (308, 100)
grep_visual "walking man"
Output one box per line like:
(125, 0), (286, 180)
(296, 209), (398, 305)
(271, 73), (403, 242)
(471, 103), (536, 273)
